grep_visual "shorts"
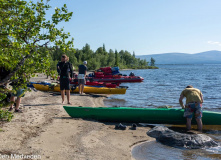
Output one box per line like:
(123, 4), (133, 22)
(184, 102), (202, 119)
(60, 78), (70, 90)
(78, 74), (85, 79)
(11, 89), (25, 97)
(78, 79), (85, 85)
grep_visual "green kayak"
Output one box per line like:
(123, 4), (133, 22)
(63, 106), (221, 125)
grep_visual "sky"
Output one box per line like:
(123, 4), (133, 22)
(40, 0), (221, 55)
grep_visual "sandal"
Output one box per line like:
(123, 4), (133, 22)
(8, 107), (13, 111)
(14, 109), (23, 113)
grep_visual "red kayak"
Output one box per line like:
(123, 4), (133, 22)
(90, 67), (144, 83)
(92, 76), (144, 83)
(70, 80), (120, 88)
(57, 76), (120, 88)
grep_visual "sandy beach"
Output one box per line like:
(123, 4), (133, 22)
(0, 74), (153, 160)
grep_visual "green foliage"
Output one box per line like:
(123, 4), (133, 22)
(107, 49), (115, 66)
(147, 66), (158, 69)
(0, 88), (11, 108)
(150, 57), (156, 66)
(114, 50), (119, 67)
(0, 0), (73, 110)
(0, 109), (14, 122)
(47, 43), (152, 70)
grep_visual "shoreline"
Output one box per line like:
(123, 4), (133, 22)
(0, 74), (153, 160)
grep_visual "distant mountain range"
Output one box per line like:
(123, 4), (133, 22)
(136, 50), (221, 64)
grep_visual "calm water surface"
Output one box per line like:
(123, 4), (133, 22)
(104, 64), (221, 111)
(103, 64), (221, 160)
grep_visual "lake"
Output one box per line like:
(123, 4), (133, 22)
(104, 64), (221, 111)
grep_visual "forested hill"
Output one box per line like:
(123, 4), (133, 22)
(136, 50), (221, 64)
(49, 44), (157, 70)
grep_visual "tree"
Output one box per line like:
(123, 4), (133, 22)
(133, 51), (135, 58)
(95, 47), (104, 55)
(114, 50), (119, 67)
(0, 0), (74, 108)
(82, 43), (93, 61)
(150, 57), (156, 66)
(87, 58), (100, 70)
(107, 49), (115, 66)
(102, 43), (106, 52)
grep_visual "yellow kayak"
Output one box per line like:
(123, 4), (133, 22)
(33, 84), (127, 94)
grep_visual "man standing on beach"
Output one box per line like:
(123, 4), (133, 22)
(78, 61), (87, 95)
(179, 85), (203, 131)
(57, 54), (73, 104)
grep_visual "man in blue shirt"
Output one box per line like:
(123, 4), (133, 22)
(78, 61), (87, 95)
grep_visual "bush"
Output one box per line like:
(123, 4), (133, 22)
(0, 109), (14, 122)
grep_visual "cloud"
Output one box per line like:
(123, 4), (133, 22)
(208, 41), (221, 46)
